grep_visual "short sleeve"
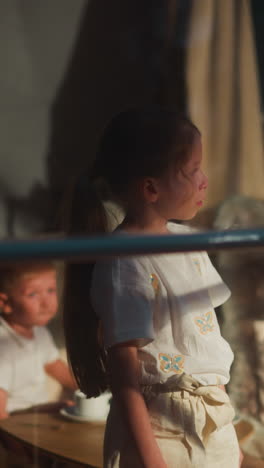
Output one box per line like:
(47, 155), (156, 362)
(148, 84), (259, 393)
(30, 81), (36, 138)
(36, 327), (60, 365)
(0, 341), (12, 392)
(91, 257), (156, 348)
(201, 252), (231, 308)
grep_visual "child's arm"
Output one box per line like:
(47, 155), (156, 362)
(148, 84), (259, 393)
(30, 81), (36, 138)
(44, 359), (77, 390)
(109, 344), (167, 468)
(0, 388), (9, 419)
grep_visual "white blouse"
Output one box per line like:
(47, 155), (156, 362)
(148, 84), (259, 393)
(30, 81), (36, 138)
(91, 223), (234, 386)
(0, 317), (59, 412)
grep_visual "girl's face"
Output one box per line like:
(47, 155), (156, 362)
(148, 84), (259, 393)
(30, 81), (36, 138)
(155, 135), (208, 221)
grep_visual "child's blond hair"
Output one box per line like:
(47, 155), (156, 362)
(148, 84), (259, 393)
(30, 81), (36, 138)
(0, 262), (56, 294)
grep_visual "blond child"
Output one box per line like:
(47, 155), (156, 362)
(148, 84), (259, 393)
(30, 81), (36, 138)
(0, 261), (76, 419)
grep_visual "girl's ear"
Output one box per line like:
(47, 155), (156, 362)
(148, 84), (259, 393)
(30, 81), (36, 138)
(143, 178), (159, 203)
(0, 293), (12, 315)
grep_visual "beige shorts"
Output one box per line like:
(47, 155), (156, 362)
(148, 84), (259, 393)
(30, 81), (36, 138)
(104, 376), (240, 468)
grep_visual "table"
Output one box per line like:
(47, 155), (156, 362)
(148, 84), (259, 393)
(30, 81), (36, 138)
(1, 412), (263, 468)
(0, 411), (105, 467)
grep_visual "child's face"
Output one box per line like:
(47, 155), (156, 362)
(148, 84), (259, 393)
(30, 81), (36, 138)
(156, 135), (208, 221)
(5, 270), (58, 330)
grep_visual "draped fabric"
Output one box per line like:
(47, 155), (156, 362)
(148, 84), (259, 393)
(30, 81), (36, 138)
(0, 0), (86, 235)
(186, 0), (264, 207)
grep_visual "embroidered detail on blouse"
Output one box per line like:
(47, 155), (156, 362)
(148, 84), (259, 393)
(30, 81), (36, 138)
(150, 273), (160, 295)
(193, 257), (202, 275)
(194, 311), (214, 334)
(159, 353), (184, 374)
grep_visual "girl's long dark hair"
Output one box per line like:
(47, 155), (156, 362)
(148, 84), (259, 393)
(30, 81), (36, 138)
(63, 173), (109, 397)
(63, 108), (199, 397)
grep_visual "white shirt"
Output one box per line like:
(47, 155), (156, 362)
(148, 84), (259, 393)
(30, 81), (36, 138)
(91, 222), (234, 386)
(0, 317), (59, 412)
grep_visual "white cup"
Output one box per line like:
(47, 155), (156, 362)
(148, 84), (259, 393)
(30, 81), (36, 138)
(73, 389), (111, 421)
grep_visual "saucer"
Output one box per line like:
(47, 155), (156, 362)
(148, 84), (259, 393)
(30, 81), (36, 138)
(60, 406), (96, 423)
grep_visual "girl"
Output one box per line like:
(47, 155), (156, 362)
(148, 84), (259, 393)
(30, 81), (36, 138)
(63, 109), (241, 467)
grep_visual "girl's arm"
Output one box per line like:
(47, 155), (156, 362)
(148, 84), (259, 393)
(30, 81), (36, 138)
(108, 344), (167, 468)
(0, 388), (9, 419)
(44, 359), (77, 390)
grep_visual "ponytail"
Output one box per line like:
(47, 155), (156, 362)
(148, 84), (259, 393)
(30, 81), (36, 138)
(63, 171), (108, 236)
(62, 171), (109, 397)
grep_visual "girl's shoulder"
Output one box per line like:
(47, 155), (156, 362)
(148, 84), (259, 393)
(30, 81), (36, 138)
(91, 256), (155, 305)
(93, 255), (153, 280)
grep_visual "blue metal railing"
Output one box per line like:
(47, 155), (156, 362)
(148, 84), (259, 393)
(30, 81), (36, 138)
(0, 228), (263, 262)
